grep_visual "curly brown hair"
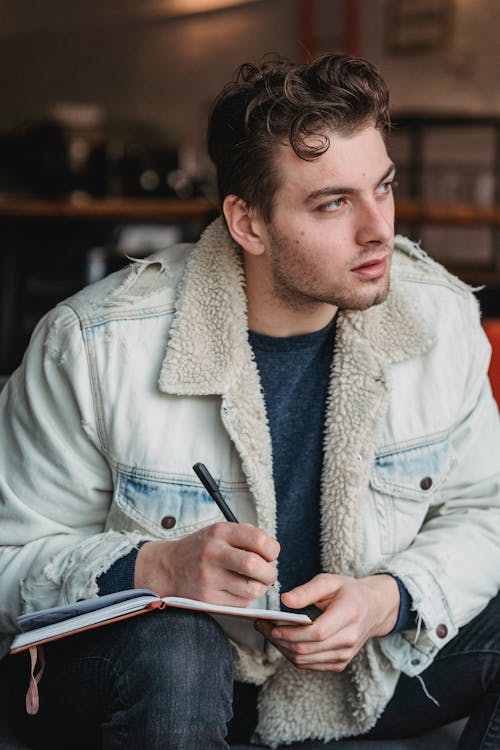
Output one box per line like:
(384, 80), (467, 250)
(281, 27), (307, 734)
(207, 54), (391, 221)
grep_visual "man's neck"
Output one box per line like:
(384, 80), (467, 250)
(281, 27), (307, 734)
(244, 254), (337, 337)
(247, 301), (337, 337)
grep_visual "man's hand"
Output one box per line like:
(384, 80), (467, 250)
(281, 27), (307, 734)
(134, 523), (280, 607)
(255, 573), (400, 672)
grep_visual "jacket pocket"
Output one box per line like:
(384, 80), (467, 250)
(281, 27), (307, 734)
(369, 432), (453, 554)
(114, 469), (221, 538)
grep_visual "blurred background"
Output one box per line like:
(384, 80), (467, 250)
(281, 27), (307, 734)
(2, 0), (500, 380)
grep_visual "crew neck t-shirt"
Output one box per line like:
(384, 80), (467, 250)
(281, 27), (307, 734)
(248, 315), (337, 599)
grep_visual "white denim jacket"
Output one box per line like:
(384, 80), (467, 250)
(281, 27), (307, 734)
(1, 218), (500, 746)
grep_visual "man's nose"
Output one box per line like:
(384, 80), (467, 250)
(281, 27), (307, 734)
(355, 198), (394, 247)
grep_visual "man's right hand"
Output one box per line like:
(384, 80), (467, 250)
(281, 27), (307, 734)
(134, 523), (280, 607)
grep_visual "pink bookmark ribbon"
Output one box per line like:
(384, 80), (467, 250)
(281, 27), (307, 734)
(26, 645), (45, 715)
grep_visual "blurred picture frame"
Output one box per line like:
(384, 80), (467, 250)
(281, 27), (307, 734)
(386, 0), (453, 53)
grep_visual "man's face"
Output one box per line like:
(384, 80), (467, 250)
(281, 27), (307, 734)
(256, 125), (395, 313)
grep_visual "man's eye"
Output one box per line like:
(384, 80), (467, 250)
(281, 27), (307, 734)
(320, 197), (345, 211)
(379, 179), (397, 195)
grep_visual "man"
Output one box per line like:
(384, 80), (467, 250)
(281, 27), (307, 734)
(1, 55), (500, 749)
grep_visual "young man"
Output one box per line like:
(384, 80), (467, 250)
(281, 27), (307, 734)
(1, 55), (500, 749)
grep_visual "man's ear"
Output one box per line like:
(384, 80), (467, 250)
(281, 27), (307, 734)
(223, 195), (266, 256)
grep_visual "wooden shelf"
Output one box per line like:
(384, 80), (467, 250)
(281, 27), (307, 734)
(396, 200), (500, 227)
(0, 197), (218, 221)
(394, 201), (500, 283)
(1, 197), (500, 227)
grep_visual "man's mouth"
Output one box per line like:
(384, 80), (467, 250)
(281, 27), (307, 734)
(351, 256), (388, 280)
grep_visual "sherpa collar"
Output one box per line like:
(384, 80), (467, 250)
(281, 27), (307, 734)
(158, 216), (434, 397)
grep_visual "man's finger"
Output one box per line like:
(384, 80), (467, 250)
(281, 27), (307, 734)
(255, 618), (331, 645)
(226, 523), (280, 561)
(256, 630), (353, 671)
(227, 548), (278, 587)
(280, 572), (341, 610)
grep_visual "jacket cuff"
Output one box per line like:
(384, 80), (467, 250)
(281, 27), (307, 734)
(378, 562), (457, 676)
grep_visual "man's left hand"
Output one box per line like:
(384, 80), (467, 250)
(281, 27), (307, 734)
(255, 573), (400, 672)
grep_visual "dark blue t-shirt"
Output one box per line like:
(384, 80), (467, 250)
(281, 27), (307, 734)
(248, 315), (337, 598)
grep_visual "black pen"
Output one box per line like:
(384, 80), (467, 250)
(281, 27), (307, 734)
(192, 462), (239, 523)
(192, 462), (322, 621)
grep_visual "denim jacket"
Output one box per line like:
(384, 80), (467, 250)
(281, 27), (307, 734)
(1, 218), (500, 745)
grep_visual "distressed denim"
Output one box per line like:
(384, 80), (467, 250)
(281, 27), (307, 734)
(5, 592), (500, 749)
(6, 610), (234, 750)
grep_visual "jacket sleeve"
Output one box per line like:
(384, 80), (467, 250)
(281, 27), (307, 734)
(0, 303), (144, 616)
(379, 294), (500, 677)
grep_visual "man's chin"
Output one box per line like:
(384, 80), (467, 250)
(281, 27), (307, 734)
(337, 279), (390, 312)
(370, 283), (391, 308)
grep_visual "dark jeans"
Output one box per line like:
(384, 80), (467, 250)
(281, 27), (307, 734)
(6, 610), (234, 750)
(366, 591), (500, 749)
(4, 592), (500, 749)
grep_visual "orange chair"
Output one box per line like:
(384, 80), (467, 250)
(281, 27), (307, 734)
(483, 319), (500, 406)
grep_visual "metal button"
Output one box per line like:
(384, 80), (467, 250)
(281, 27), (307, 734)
(436, 623), (448, 639)
(411, 658), (421, 666)
(420, 476), (433, 490)
(161, 516), (176, 529)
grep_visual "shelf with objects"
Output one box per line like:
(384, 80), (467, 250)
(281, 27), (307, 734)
(391, 113), (500, 316)
(0, 109), (221, 375)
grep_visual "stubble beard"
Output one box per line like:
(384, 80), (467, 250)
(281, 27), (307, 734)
(268, 246), (392, 314)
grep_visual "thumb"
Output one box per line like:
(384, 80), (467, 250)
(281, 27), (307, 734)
(281, 573), (342, 608)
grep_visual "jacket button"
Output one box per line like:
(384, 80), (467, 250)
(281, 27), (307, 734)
(420, 476), (433, 490)
(161, 516), (176, 529)
(436, 623), (448, 639)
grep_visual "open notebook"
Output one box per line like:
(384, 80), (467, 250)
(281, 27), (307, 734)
(11, 588), (312, 654)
